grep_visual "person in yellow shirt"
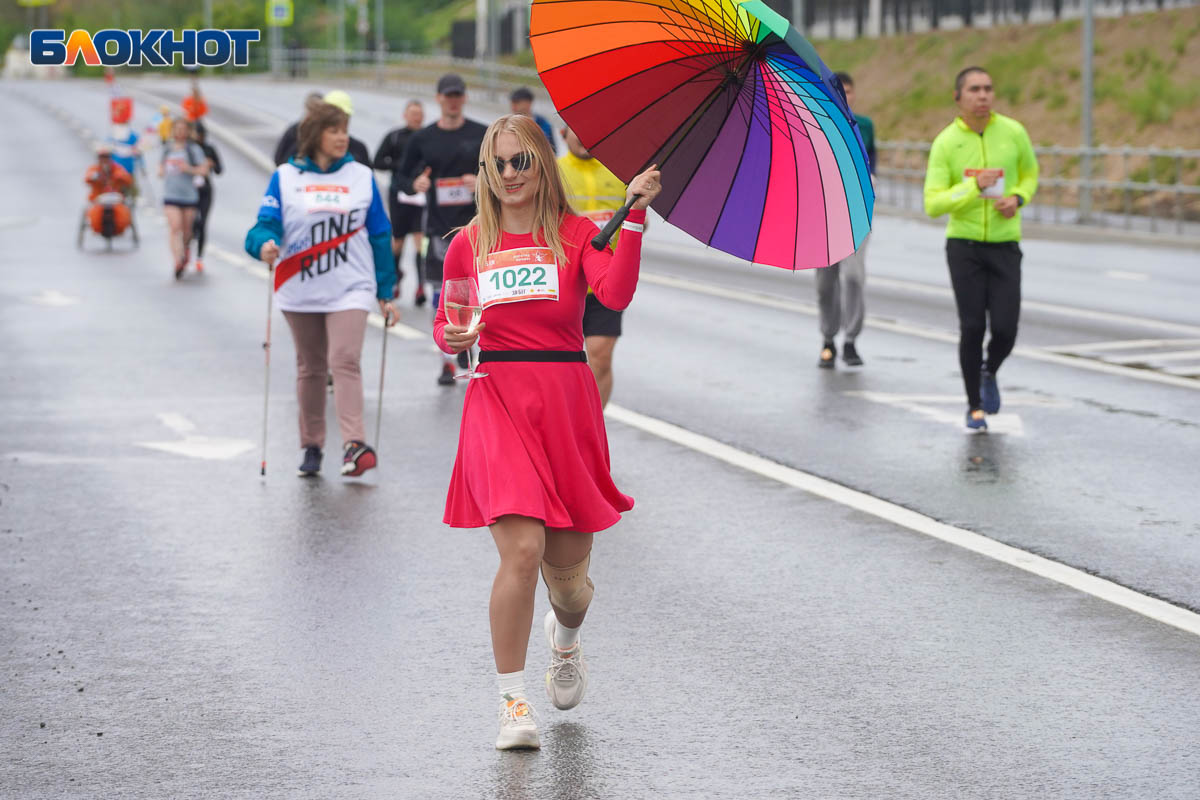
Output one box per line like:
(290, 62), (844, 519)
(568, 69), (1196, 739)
(924, 67), (1038, 431)
(558, 126), (630, 408)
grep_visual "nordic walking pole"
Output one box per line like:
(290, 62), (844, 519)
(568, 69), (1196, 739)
(374, 310), (389, 449)
(260, 260), (275, 476)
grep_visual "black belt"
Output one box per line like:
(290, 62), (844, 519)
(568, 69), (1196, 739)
(478, 350), (588, 364)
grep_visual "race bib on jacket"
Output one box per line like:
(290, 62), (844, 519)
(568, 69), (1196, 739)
(301, 183), (352, 214)
(479, 247), (559, 308)
(965, 168), (1005, 198)
(436, 177), (473, 206)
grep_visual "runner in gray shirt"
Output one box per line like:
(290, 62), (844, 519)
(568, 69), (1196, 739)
(158, 118), (208, 279)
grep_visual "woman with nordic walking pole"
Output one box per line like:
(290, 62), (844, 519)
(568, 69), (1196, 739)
(245, 99), (398, 477)
(433, 114), (660, 749)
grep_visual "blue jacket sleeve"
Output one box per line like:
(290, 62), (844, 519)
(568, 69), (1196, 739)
(244, 171), (284, 259)
(370, 233), (395, 300)
(366, 180), (395, 299)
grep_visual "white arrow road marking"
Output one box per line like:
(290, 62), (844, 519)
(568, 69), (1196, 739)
(155, 412), (196, 435)
(29, 290), (81, 307)
(842, 392), (1070, 437)
(136, 412), (254, 461)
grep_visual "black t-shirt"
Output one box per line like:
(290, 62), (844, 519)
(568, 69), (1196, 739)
(273, 121), (372, 168)
(374, 126), (418, 195)
(395, 119), (488, 238)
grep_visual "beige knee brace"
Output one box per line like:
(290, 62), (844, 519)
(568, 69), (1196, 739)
(541, 553), (594, 614)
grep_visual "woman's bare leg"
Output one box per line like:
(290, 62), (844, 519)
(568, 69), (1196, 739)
(163, 205), (184, 265)
(488, 515), (546, 673)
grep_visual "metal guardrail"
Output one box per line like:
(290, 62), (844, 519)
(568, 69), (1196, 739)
(877, 141), (1200, 237)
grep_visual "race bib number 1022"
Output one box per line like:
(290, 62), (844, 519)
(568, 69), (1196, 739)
(479, 247), (559, 308)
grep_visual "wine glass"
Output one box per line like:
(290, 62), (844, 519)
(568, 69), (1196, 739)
(443, 277), (486, 380)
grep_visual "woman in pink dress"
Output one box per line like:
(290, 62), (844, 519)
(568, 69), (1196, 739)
(433, 114), (660, 750)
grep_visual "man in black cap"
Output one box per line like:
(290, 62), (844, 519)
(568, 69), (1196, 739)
(510, 86), (556, 153)
(395, 73), (488, 384)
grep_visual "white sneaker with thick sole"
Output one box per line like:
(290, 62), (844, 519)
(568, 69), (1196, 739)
(543, 610), (589, 711)
(495, 696), (540, 750)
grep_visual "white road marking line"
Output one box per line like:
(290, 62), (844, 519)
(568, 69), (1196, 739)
(29, 289), (81, 307)
(605, 403), (1200, 638)
(861, 275), (1200, 336)
(1163, 364), (1200, 377)
(640, 243), (1200, 337)
(136, 412), (254, 460)
(206, 244), (427, 342)
(1105, 269), (1150, 281)
(1055, 338), (1200, 353)
(137, 438), (255, 460)
(1110, 349), (1200, 365)
(639, 272), (1200, 391)
(841, 392), (1067, 406)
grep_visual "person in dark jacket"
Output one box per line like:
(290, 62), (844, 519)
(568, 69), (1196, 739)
(191, 120), (223, 272)
(273, 90), (372, 167)
(374, 99), (427, 302)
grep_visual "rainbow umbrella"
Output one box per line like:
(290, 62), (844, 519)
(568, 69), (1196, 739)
(530, 0), (873, 269)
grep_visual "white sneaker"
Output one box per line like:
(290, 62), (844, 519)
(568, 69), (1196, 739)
(495, 696), (540, 750)
(543, 610), (589, 711)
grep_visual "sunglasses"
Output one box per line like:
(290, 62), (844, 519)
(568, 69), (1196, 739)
(482, 152), (535, 174)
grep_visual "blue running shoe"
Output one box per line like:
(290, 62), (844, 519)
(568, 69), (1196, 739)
(297, 446), (322, 477)
(966, 409), (988, 431)
(981, 368), (1001, 414)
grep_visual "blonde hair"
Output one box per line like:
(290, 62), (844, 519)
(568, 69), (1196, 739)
(463, 114), (576, 274)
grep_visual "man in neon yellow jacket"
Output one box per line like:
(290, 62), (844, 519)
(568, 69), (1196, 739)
(925, 66), (1038, 431)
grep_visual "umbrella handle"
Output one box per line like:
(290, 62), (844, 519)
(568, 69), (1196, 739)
(590, 195), (640, 251)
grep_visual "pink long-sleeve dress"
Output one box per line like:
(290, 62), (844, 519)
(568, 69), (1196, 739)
(432, 209), (647, 532)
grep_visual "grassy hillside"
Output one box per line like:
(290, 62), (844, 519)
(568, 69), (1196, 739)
(817, 7), (1200, 149)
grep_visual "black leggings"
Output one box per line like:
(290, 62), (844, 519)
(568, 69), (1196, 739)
(946, 238), (1022, 410)
(194, 184), (213, 257)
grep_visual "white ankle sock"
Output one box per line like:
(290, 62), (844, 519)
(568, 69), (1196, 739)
(553, 620), (581, 650)
(497, 670), (526, 702)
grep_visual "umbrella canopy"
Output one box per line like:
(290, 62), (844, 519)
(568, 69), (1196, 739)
(531, 0), (873, 269)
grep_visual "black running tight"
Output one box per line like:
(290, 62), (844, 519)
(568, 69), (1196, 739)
(946, 238), (1022, 410)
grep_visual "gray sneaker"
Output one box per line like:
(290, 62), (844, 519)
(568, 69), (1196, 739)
(495, 695), (540, 750)
(543, 610), (589, 711)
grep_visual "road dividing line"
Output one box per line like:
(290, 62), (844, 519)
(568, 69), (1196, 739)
(641, 243), (1200, 337)
(1055, 338), (1200, 353)
(605, 403), (1200, 638)
(638, 272), (1200, 391)
(1105, 269), (1150, 281)
(1111, 349), (1200, 365)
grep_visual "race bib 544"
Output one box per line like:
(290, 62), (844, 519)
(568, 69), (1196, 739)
(479, 247), (559, 308)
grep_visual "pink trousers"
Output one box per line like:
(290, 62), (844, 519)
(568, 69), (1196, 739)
(282, 309), (368, 449)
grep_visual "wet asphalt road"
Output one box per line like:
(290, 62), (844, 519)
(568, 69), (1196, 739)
(2, 79), (1199, 799)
